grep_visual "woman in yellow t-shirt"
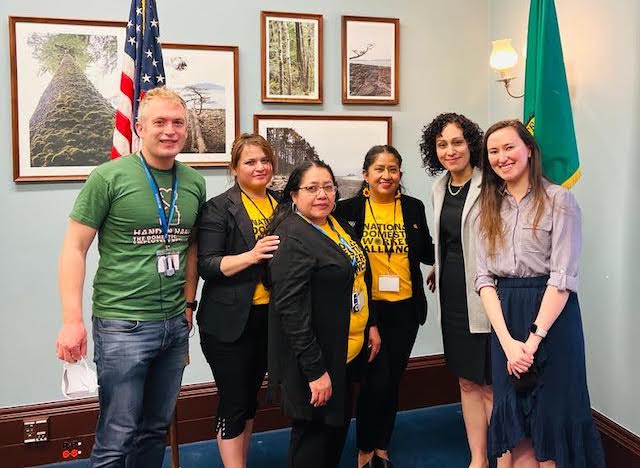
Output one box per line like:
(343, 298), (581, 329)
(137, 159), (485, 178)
(197, 134), (279, 468)
(336, 145), (435, 468)
(268, 160), (380, 468)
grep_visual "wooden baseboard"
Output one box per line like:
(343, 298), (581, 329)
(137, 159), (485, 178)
(1, 354), (637, 467)
(592, 410), (640, 468)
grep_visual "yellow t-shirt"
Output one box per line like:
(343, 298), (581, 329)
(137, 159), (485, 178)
(319, 216), (369, 363)
(241, 193), (277, 305)
(361, 199), (412, 301)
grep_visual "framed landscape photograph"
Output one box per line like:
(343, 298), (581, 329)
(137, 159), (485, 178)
(261, 11), (323, 103)
(163, 43), (239, 166)
(254, 114), (392, 198)
(342, 16), (399, 105)
(9, 16), (126, 182)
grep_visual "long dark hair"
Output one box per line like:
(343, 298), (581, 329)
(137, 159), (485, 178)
(359, 144), (403, 192)
(267, 159), (340, 233)
(478, 119), (547, 255)
(419, 112), (483, 176)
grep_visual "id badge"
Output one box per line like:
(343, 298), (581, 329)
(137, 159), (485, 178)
(157, 249), (180, 277)
(378, 275), (400, 292)
(352, 289), (365, 312)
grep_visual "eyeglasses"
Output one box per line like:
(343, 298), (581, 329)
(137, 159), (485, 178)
(297, 184), (338, 195)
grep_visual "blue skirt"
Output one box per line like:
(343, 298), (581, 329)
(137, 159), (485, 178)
(489, 276), (604, 467)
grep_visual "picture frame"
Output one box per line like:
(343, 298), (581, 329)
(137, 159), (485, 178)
(162, 43), (239, 167)
(254, 114), (392, 199)
(261, 11), (323, 104)
(342, 16), (399, 105)
(9, 16), (126, 182)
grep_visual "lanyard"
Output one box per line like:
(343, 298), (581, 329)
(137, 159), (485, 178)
(307, 216), (357, 270)
(240, 188), (275, 221)
(138, 153), (178, 247)
(367, 198), (397, 263)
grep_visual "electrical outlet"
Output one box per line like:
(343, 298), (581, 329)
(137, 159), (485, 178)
(23, 418), (49, 443)
(62, 439), (83, 459)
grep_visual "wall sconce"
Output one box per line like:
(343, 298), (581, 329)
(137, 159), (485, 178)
(490, 38), (523, 99)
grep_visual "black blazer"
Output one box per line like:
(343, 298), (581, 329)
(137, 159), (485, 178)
(268, 213), (372, 426)
(196, 184), (278, 342)
(335, 194), (435, 325)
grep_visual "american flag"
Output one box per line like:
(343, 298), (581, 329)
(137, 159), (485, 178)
(111, 0), (166, 159)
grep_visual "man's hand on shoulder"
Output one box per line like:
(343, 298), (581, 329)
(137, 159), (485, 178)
(56, 321), (87, 363)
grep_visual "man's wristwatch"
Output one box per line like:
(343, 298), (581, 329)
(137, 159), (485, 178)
(530, 323), (548, 338)
(186, 300), (198, 311)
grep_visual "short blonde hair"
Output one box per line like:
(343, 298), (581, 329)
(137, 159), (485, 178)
(137, 87), (187, 123)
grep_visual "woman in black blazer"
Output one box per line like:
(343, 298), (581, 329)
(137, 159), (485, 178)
(336, 145), (435, 468)
(268, 159), (380, 468)
(197, 134), (280, 467)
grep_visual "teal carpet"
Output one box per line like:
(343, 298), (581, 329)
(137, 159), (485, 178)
(40, 403), (471, 467)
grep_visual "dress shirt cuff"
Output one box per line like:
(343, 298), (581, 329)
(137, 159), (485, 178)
(475, 275), (496, 294)
(547, 270), (579, 292)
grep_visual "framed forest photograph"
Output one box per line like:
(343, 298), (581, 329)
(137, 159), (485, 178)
(342, 16), (399, 105)
(163, 43), (239, 166)
(254, 114), (392, 198)
(261, 11), (323, 103)
(9, 16), (126, 182)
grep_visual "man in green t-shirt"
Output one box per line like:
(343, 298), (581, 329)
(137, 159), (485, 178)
(55, 88), (206, 467)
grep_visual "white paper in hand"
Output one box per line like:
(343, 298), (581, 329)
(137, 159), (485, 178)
(61, 357), (99, 399)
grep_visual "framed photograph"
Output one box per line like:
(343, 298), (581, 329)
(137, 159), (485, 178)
(163, 43), (239, 167)
(342, 16), (399, 105)
(261, 11), (323, 103)
(10, 16), (126, 182)
(254, 114), (392, 199)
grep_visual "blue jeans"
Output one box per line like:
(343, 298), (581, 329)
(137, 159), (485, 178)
(90, 313), (189, 468)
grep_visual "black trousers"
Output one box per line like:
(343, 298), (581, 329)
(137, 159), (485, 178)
(288, 363), (355, 467)
(288, 419), (350, 468)
(356, 298), (419, 451)
(199, 304), (268, 439)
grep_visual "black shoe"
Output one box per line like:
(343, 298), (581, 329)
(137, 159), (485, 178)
(373, 454), (395, 468)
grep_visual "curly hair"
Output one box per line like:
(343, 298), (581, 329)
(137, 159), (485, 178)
(419, 113), (483, 176)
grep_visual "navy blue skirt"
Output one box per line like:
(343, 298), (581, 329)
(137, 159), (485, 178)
(489, 276), (604, 467)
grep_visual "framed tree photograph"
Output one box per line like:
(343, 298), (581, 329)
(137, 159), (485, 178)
(342, 16), (399, 105)
(9, 16), (126, 182)
(163, 43), (239, 166)
(254, 114), (392, 198)
(261, 11), (323, 104)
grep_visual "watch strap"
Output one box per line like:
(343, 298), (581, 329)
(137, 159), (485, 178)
(530, 323), (548, 338)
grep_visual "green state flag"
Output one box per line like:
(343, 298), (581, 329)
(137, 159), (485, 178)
(523, 0), (580, 187)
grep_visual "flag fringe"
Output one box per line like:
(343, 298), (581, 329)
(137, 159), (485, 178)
(562, 168), (581, 189)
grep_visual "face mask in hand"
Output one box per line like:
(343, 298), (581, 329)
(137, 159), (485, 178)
(61, 357), (99, 399)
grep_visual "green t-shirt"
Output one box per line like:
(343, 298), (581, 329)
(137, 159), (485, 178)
(70, 154), (206, 321)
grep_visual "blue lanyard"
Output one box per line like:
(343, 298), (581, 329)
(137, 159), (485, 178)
(138, 154), (178, 247)
(311, 217), (357, 270)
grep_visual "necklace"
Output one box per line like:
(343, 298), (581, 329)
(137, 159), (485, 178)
(447, 177), (467, 196)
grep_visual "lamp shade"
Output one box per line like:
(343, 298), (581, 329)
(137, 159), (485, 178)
(490, 39), (518, 71)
